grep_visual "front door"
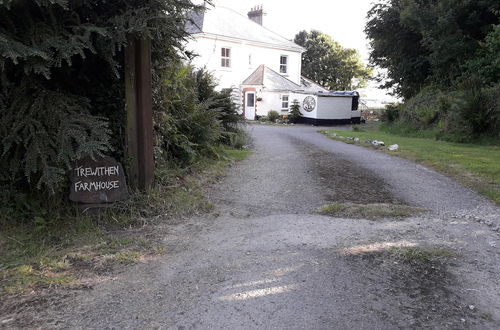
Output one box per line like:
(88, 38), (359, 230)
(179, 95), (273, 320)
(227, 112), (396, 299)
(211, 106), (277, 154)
(244, 92), (256, 120)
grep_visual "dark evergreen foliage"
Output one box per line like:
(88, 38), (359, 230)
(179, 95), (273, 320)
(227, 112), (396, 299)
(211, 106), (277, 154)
(0, 0), (200, 193)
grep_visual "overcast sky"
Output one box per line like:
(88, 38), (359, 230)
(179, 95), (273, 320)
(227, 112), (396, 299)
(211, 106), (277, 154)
(210, 0), (378, 62)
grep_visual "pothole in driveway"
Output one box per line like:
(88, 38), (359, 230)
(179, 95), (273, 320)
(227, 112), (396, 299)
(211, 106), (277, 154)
(292, 139), (402, 205)
(340, 245), (487, 329)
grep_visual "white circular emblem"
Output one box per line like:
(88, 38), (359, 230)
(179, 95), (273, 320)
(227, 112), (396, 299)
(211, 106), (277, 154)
(303, 96), (316, 112)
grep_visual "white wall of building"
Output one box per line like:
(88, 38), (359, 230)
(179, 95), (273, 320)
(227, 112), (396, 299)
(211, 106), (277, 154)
(290, 93), (318, 119)
(187, 36), (302, 90)
(255, 91), (290, 117)
(289, 93), (361, 120)
(317, 97), (353, 120)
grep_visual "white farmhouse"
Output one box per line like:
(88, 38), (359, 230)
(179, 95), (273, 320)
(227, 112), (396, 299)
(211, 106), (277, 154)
(186, 5), (361, 124)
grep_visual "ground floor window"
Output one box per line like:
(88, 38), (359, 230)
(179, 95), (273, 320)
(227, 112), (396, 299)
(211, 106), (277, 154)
(281, 95), (289, 109)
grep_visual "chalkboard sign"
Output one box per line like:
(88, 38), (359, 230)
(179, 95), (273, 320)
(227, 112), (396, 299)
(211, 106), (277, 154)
(69, 156), (128, 204)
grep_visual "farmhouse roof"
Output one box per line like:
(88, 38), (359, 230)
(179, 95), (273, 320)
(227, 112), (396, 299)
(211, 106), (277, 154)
(242, 65), (302, 91)
(186, 6), (304, 52)
(242, 65), (338, 94)
(300, 77), (329, 93)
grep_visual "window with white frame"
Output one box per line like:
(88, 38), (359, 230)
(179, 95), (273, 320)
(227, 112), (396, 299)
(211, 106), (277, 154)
(221, 48), (231, 68)
(281, 95), (289, 109)
(280, 55), (288, 74)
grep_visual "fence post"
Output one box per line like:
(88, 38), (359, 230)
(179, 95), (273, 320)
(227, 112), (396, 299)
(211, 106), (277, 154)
(124, 36), (154, 190)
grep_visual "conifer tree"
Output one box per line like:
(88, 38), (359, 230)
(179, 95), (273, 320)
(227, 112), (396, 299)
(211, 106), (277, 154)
(0, 0), (199, 193)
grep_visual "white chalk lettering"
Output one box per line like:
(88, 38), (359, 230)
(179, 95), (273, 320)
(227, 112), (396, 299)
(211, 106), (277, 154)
(74, 181), (82, 191)
(74, 180), (120, 192)
(75, 165), (121, 178)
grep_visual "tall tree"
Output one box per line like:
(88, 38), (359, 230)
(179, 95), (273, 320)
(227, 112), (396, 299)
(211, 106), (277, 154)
(365, 0), (431, 99)
(400, 0), (499, 86)
(365, 0), (499, 99)
(294, 30), (372, 90)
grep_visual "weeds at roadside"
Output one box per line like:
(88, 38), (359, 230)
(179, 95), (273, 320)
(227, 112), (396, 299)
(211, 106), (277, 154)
(388, 246), (461, 265)
(0, 235), (166, 296)
(0, 147), (251, 298)
(1, 264), (77, 296)
(102, 251), (142, 266)
(318, 203), (425, 219)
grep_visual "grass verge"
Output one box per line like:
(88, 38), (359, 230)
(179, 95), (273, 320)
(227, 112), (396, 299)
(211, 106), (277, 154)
(318, 203), (424, 219)
(388, 246), (461, 264)
(0, 147), (251, 297)
(322, 128), (500, 204)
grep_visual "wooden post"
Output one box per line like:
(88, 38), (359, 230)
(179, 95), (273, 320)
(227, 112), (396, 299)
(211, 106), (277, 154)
(124, 36), (154, 190)
(125, 36), (139, 188)
(135, 38), (154, 190)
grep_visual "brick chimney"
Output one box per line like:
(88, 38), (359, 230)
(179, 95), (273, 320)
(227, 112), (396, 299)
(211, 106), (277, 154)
(248, 5), (265, 26)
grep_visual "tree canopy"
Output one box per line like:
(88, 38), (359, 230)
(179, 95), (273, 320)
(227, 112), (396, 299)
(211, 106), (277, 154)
(294, 30), (372, 91)
(365, 0), (499, 99)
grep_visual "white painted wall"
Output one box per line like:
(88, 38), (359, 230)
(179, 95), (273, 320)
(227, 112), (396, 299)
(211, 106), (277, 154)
(255, 91), (290, 117)
(289, 93), (361, 120)
(187, 36), (302, 90)
(317, 97), (353, 120)
(290, 93), (318, 119)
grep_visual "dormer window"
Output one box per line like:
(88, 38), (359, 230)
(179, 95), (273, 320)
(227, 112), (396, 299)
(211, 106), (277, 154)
(221, 48), (231, 68)
(280, 55), (288, 74)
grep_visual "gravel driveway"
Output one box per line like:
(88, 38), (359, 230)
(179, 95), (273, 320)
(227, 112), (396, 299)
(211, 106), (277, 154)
(13, 125), (500, 329)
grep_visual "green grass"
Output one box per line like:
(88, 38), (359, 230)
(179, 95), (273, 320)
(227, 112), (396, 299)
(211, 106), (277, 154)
(222, 148), (251, 162)
(1, 264), (77, 296)
(388, 246), (460, 265)
(322, 128), (500, 204)
(103, 251), (142, 266)
(318, 203), (424, 219)
(390, 247), (432, 264)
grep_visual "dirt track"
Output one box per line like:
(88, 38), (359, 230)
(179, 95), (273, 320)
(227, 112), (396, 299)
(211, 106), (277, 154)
(2, 124), (499, 329)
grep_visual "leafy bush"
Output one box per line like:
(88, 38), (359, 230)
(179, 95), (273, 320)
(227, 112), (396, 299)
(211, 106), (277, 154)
(154, 62), (245, 166)
(155, 63), (219, 165)
(443, 81), (500, 140)
(397, 87), (445, 128)
(267, 110), (280, 123)
(289, 100), (302, 122)
(484, 84), (500, 137)
(381, 104), (400, 123)
(383, 81), (500, 142)
(226, 129), (250, 149)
